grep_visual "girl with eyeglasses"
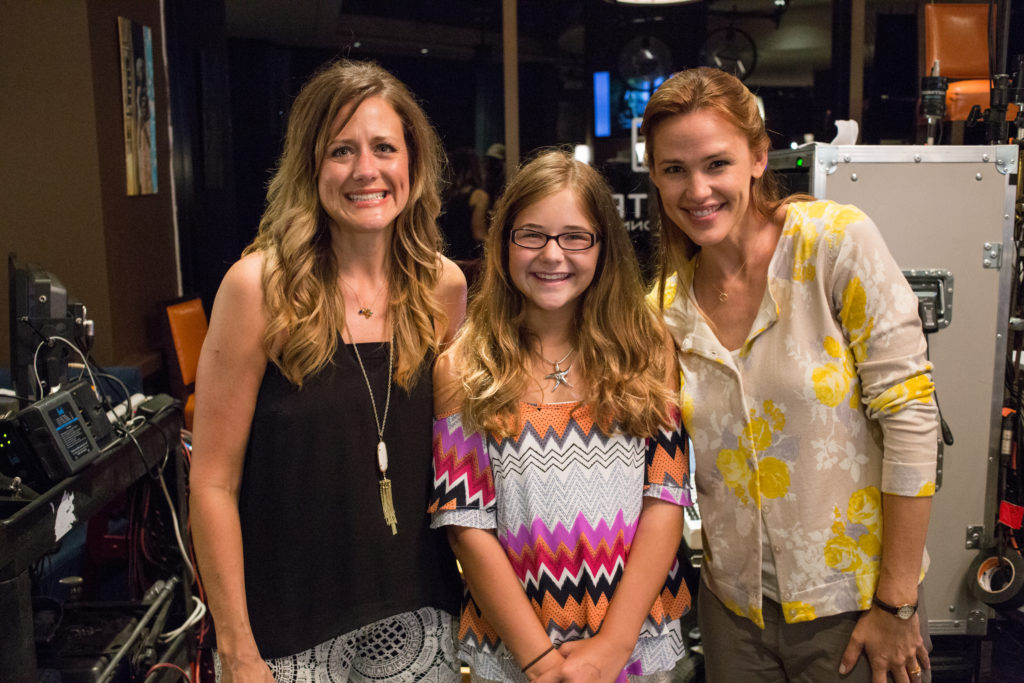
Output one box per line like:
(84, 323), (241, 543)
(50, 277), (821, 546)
(429, 149), (692, 682)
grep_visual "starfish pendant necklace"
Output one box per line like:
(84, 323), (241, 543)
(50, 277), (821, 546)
(540, 347), (575, 391)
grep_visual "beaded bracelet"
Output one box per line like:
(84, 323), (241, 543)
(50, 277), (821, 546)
(521, 644), (556, 673)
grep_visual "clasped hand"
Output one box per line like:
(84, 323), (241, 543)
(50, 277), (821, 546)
(531, 636), (631, 683)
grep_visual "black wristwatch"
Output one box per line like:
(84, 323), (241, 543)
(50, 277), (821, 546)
(873, 594), (918, 620)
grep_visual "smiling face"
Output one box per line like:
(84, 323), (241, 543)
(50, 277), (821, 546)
(508, 187), (601, 322)
(648, 108), (767, 250)
(317, 96), (410, 237)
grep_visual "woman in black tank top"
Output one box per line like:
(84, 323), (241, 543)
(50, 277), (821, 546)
(189, 60), (467, 682)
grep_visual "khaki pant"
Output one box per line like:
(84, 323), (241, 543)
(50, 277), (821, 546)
(698, 581), (932, 682)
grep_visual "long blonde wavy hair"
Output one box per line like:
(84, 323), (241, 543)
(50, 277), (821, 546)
(451, 149), (677, 439)
(640, 67), (792, 307)
(244, 60), (447, 389)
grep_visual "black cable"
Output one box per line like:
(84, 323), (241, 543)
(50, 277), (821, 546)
(77, 357), (136, 419)
(92, 370), (135, 427)
(112, 421), (154, 477)
(923, 334), (954, 446)
(146, 421), (173, 480)
(140, 402), (186, 480)
(17, 315), (51, 346)
(0, 389), (36, 405)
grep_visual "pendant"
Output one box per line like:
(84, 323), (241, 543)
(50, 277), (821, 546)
(545, 362), (573, 391)
(358, 307), (374, 318)
(379, 476), (398, 535)
(376, 441), (397, 534)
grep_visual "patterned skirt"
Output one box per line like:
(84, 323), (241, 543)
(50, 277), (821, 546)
(216, 607), (461, 682)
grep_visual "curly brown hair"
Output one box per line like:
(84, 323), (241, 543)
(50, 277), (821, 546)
(245, 59), (447, 388)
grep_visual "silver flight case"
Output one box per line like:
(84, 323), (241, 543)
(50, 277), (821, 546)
(768, 144), (1019, 636)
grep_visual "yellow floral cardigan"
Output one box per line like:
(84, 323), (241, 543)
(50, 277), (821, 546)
(660, 200), (938, 628)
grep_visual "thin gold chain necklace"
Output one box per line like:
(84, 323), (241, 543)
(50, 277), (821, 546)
(350, 333), (397, 534)
(696, 252), (750, 303)
(340, 276), (387, 319)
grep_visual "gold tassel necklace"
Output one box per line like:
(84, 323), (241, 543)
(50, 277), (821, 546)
(351, 333), (398, 535)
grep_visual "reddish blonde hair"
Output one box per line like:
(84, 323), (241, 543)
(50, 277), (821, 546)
(641, 67), (786, 302)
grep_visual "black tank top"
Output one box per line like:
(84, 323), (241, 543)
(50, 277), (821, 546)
(237, 341), (462, 658)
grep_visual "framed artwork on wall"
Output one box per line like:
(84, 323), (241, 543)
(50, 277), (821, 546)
(117, 16), (157, 196)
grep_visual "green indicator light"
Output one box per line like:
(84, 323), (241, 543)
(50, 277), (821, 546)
(796, 157), (804, 167)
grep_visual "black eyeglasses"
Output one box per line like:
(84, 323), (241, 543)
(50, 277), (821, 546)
(510, 228), (599, 251)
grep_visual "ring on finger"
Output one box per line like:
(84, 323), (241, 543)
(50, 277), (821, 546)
(909, 667), (922, 676)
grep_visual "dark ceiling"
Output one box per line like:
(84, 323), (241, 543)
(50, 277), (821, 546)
(225, 0), (841, 87)
(337, 0), (584, 40)
(226, 0), (588, 65)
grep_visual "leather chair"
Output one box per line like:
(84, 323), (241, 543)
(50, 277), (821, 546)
(924, 3), (994, 121)
(165, 298), (207, 430)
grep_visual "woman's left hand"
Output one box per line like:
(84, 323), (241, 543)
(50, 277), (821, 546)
(533, 637), (631, 683)
(839, 607), (929, 682)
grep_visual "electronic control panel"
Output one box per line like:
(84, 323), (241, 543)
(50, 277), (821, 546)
(0, 380), (112, 491)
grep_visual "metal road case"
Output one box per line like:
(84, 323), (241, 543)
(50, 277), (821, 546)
(768, 144), (1019, 636)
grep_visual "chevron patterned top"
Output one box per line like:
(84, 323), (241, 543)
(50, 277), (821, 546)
(429, 401), (692, 680)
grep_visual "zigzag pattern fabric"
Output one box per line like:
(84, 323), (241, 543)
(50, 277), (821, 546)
(430, 401), (692, 680)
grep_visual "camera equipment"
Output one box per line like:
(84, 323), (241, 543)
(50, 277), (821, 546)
(8, 253), (94, 405)
(919, 60), (948, 145)
(0, 380), (112, 491)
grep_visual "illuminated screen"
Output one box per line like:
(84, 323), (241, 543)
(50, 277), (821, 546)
(594, 71), (611, 137)
(593, 72), (665, 138)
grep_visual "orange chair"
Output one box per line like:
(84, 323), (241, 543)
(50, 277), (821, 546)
(165, 298), (207, 430)
(923, 3), (1018, 122)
